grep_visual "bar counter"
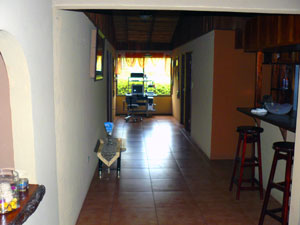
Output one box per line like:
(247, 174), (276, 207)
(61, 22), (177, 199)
(237, 107), (297, 133)
(1, 184), (45, 225)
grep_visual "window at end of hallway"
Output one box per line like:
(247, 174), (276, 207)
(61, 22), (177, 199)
(116, 57), (171, 96)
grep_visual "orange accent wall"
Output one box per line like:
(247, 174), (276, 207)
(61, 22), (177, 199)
(210, 30), (256, 159)
(0, 54), (14, 167)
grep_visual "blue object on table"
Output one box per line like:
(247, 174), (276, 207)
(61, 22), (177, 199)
(265, 103), (293, 115)
(104, 122), (114, 136)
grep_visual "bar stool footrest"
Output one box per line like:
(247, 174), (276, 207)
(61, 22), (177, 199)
(239, 186), (261, 191)
(233, 178), (260, 185)
(265, 208), (283, 223)
(271, 181), (286, 192)
(242, 162), (260, 167)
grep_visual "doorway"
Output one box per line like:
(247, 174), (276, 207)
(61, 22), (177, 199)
(0, 53), (14, 167)
(107, 50), (113, 122)
(180, 54), (185, 125)
(184, 52), (192, 133)
(180, 52), (192, 133)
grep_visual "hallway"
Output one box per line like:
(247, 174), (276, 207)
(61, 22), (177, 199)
(76, 116), (280, 225)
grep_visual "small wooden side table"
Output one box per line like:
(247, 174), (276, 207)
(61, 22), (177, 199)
(97, 138), (126, 178)
(1, 184), (45, 225)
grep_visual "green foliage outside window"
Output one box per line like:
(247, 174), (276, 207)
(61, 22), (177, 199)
(117, 79), (170, 95)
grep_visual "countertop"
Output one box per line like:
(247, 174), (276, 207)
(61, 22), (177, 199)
(237, 107), (297, 132)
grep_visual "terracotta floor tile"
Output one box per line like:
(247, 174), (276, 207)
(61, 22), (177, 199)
(121, 159), (149, 168)
(153, 191), (197, 208)
(156, 206), (206, 225)
(112, 192), (155, 209)
(147, 159), (179, 168)
(83, 192), (115, 209)
(146, 149), (173, 159)
(172, 151), (202, 159)
(176, 159), (206, 169)
(77, 116), (284, 225)
(119, 168), (150, 179)
(76, 208), (111, 225)
(121, 152), (147, 160)
(110, 207), (158, 225)
(149, 168), (183, 179)
(89, 179), (116, 193)
(151, 179), (189, 192)
(180, 167), (214, 179)
(116, 178), (152, 192)
(170, 145), (196, 152)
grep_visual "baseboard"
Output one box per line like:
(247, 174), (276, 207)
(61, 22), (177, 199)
(179, 128), (210, 163)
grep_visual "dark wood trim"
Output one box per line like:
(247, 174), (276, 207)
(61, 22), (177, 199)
(125, 16), (128, 49)
(255, 51), (263, 107)
(3, 185), (46, 225)
(147, 14), (155, 50)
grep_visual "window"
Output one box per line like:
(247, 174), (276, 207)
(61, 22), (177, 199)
(116, 56), (171, 96)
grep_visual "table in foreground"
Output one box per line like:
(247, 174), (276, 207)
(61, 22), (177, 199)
(1, 184), (45, 225)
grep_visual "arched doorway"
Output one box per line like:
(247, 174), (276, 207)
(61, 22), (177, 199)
(0, 31), (36, 182)
(0, 53), (14, 168)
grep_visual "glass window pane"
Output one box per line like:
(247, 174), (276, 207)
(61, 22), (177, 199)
(117, 57), (171, 96)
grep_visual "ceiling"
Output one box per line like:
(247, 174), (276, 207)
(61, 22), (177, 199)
(85, 10), (181, 50)
(84, 10), (255, 51)
(113, 11), (180, 49)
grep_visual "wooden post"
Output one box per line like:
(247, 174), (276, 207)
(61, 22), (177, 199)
(255, 51), (263, 107)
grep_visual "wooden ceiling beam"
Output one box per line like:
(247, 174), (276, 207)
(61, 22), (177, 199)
(117, 42), (172, 51)
(125, 15), (129, 49)
(147, 14), (156, 49)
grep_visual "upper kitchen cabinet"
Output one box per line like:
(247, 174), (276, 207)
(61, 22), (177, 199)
(244, 15), (300, 51)
(244, 17), (258, 51)
(258, 16), (278, 48)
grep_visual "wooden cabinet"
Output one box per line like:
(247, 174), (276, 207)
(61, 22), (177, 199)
(270, 64), (294, 104)
(244, 15), (300, 51)
(258, 16), (278, 48)
(244, 17), (258, 51)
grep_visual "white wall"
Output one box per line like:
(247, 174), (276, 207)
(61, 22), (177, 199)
(53, 0), (300, 14)
(0, 1), (59, 224)
(173, 31), (215, 158)
(53, 10), (108, 225)
(290, 123), (300, 225)
(260, 122), (295, 202)
(0, 32), (37, 183)
(171, 64), (180, 121)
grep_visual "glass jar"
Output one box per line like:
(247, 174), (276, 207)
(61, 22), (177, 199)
(0, 169), (20, 214)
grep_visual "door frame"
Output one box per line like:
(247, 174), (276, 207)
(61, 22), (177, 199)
(180, 54), (185, 125)
(106, 50), (113, 122)
(184, 52), (192, 133)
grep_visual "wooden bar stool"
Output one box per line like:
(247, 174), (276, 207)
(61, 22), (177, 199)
(258, 141), (294, 225)
(229, 126), (264, 200)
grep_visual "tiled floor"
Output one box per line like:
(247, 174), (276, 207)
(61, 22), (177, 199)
(76, 116), (281, 225)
